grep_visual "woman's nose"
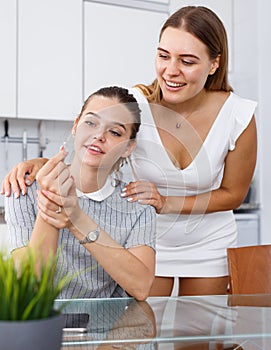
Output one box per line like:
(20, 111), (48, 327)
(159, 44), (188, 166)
(166, 59), (180, 75)
(93, 127), (106, 141)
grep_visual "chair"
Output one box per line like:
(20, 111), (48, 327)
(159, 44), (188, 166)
(227, 244), (271, 294)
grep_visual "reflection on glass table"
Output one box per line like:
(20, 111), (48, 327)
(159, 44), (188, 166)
(55, 294), (271, 349)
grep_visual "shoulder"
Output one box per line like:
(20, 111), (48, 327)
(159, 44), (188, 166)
(227, 92), (257, 115)
(129, 87), (149, 103)
(111, 182), (156, 218)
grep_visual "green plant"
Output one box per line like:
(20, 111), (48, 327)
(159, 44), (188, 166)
(0, 249), (68, 321)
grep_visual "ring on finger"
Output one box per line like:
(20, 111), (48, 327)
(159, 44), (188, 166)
(55, 206), (62, 214)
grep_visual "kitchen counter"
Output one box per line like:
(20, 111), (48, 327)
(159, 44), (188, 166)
(233, 202), (260, 214)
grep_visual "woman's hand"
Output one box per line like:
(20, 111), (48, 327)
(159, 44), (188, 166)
(37, 182), (80, 230)
(1, 158), (48, 198)
(121, 180), (166, 213)
(36, 149), (81, 229)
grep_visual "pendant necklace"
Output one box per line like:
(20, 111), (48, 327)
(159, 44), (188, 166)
(176, 113), (193, 129)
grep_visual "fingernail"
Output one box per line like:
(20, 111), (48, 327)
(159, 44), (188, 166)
(5, 192), (9, 197)
(122, 187), (127, 192)
(120, 192), (126, 197)
(22, 190), (26, 195)
(127, 197), (133, 202)
(15, 192), (19, 199)
(25, 179), (31, 185)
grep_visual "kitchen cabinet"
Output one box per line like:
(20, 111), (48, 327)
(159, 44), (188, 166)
(17, 0), (83, 121)
(83, 1), (167, 97)
(0, 0), (17, 118)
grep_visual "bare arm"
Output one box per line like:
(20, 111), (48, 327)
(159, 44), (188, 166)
(122, 116), (257, 214)
(1, 158), (48, 198)
(12, 213), (59, 274)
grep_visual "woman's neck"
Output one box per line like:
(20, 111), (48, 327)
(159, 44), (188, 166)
(161, 89), (209, 115)
(69, 160), (109, 193)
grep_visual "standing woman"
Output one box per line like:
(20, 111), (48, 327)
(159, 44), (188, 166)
(2, 6), (257, 296)
(124, 6), (257, 296)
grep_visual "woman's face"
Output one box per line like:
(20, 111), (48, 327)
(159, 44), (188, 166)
(155, 27), (219, 106)
(73, 96), (136, 171)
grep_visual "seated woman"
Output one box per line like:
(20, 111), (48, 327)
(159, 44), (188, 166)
(4, 86), (156, 301)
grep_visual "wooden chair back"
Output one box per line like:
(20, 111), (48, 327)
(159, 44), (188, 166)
(227, 244), (271, 294)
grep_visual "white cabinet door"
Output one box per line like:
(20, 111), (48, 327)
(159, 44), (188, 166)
(84, 2), (167, 97)
(0, 0), (16, 118)
(18, 0), (83, 120)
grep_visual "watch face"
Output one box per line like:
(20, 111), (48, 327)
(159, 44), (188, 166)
(87, 231), (98, 242)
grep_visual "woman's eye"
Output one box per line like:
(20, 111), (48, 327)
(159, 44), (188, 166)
(110, 130), (122, 137)
(85, 120), (95, 126)
(182, 59), (194, 65)
(158, 53), (169, 60)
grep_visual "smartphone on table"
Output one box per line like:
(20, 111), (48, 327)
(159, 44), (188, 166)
(63, 313), (89, 334)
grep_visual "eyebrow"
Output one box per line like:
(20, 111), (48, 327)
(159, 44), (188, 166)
(157, 47), (200, 60)
(85, 112), (127, 131)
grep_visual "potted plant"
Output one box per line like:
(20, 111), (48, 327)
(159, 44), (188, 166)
(0, 249), (68, 350)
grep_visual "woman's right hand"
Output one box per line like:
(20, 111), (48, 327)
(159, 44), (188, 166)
(0, 157), (48, 198)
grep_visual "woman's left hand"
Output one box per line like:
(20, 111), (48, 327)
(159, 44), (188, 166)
(121, 180), (166, 213)
(37, 180), (81, 229)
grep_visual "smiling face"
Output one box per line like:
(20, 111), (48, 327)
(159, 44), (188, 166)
(72, 95), (136, 172)
(155, 27), (219, 107)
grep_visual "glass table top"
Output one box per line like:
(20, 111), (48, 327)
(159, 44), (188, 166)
(55, 294), (271, 349)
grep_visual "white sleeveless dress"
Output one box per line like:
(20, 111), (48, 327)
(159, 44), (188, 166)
(126, 88), (257, 277)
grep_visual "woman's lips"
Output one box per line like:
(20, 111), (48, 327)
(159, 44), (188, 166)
(165, 80), (186, 89)
(85, 144), (104, 154)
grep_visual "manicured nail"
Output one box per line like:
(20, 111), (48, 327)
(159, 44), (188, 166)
(25, 179), (31, 185)
(22, 190), (26, 195)
(120, 192), (126, 197)
(127, 197), (133, 202)
(15, 192), (19, 199)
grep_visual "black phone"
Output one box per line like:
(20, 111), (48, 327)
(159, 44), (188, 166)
(63, 313), (89, 334)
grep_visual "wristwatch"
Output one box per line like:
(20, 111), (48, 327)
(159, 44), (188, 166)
(79, 227), (100, 245)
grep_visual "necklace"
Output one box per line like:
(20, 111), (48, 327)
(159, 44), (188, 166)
(175, 113), (193, 129)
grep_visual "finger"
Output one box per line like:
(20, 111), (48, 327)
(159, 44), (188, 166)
(122, 183), (152, 198)
(37, 189), (59, 212)
(56, 167), (71, 187)
(9, 170), (23, 198)
(41, 189), (64, 207)
(37, 162), (68, 190)
(38, 208), (66, 229)
(37, 149), (68, 178)
(1, 176), (11, 197)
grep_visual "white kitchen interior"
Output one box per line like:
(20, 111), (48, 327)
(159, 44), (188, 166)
(0, 0), (270, 250)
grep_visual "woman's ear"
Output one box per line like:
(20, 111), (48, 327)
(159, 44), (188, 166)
(209, 55), (220, 75)
(122, 140), (137, 159)
(72, 116), (80, 135)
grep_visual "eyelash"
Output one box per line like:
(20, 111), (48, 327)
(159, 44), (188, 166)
(85, 121), (122, 137)
(158, 54), (194, 65)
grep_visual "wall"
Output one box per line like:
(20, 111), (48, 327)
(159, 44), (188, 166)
(0, 119), (72, 208)
(258, 1), (271, 243)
